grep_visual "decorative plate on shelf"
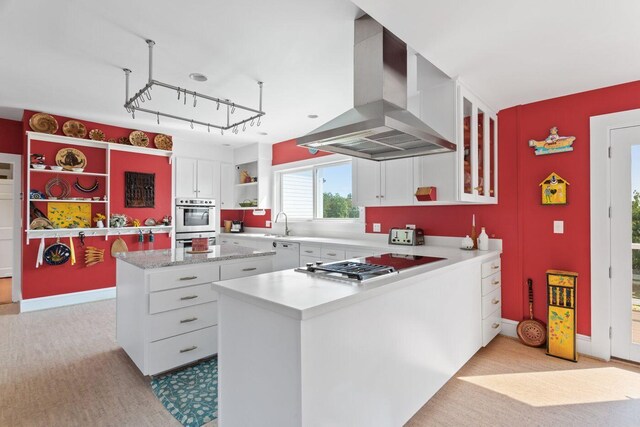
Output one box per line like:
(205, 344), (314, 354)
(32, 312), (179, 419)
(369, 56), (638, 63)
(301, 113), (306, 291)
(117, 136), (131, 145)
(154, 134), (173, 151)
(129, 130), (149, 147)
(55, 148), (87, 170)
(88, 129), (106, 141)
(62, 120), (87, 138)
(107, 138), (116, 143)
(29, 113), (59, 134)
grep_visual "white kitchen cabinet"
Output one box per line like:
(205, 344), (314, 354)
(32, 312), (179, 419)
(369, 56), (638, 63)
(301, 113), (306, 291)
(220, 162), (235, 209)
(480, 256), (502, 346)
(175, 157), (220, 200)
(352, 158), (413, 207)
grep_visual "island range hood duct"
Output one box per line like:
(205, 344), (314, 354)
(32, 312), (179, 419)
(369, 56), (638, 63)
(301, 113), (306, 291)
(297, 15), (456, 161)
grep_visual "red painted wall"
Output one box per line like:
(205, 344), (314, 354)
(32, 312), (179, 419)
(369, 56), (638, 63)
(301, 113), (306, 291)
(220, 209), (272, 229)
(21, 111), (172, 299)
(272, 139), (333, 165)
(0, 118), (22, 155)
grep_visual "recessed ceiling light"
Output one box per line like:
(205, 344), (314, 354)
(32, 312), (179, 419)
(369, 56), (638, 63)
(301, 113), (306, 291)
(258, 132), (268, 136)
(189, 73), (208, 82)
(307, 114), (319, 119)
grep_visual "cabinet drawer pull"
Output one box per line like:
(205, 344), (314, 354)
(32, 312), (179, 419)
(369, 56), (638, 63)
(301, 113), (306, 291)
(491, 298), (500, 305)
(326, 253), (337, 256)
(304, 250), (313, 254)
(233, 242), (239, 245)
(180, 295), (199, 301)
(492, 280), (500, 285)
(180, 317), (198, 323)
(179, 276), (198, 281)
(491, 323), (500, 329)
(380, 195), (385, 198)
(179, 346), (198, 353)
(242, 267), (257, 272)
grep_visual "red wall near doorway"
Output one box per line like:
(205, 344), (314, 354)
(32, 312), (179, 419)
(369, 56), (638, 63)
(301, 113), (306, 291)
(0, 118), (23, 155)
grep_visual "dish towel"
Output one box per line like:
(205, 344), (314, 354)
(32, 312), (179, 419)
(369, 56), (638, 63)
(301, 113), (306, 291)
(36, 237), (44, 268)
(69, 237), (76, 266)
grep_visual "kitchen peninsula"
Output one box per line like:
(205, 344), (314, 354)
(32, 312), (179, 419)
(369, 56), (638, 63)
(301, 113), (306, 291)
(213, 244), (501, 427)
(116, 244), (275, 375)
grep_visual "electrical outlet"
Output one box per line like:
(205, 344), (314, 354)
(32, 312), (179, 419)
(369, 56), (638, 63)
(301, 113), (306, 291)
(406, 224), (416, 229)
(266, 220), (271, 227)
(373, 223), (381, 233)
(553, 220), (564, 234)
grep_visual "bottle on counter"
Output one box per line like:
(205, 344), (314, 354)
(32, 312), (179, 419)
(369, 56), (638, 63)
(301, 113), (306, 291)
(471, 214), (478, 249)
(478, 227), (489, 251)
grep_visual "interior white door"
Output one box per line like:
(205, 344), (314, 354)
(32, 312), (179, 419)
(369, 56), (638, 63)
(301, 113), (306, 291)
(352, 158), (381, 206)
(0, 180), (13, 277)
(176, 157), (198, 198)
(196, 160), (218, 200)
(610, 126), (640, 363)
(380, 158), (414, 206)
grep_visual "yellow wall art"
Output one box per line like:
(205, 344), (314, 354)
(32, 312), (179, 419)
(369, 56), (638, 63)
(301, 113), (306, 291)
(540, 172), (569, 205)
(47, 202), (91, 229)
(546, 269), (578, 362)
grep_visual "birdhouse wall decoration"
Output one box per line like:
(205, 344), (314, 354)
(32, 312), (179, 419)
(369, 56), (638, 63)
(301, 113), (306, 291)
(529, 127), (576, 156)
(540, 172), (569, 205)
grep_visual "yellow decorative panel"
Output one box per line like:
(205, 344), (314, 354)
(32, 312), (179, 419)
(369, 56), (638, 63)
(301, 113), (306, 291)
(47, 202), (91, 229)
(546, 270), (578, 362)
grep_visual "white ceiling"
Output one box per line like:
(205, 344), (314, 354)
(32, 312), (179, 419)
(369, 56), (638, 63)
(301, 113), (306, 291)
(1, 0), (639, 146)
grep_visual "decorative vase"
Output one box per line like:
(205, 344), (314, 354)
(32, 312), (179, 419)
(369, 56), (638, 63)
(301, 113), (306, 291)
(96, 220), (104, 229)
(478, 227), (489, 251)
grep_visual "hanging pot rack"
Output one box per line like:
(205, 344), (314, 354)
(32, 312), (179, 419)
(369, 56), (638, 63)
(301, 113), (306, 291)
(123, 39), (265, 135)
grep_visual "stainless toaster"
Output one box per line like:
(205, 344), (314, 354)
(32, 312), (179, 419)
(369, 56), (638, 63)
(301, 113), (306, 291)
(388, 228), (425, 246)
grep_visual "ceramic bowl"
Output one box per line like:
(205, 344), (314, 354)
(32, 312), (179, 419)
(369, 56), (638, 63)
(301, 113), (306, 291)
(31, 164), (46, 170)
(72, 167), (84, 172)
(49, 165), (63, 171)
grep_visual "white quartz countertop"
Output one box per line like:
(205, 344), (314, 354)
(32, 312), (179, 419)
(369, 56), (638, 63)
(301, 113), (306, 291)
(115, 245), (275, 269)
(213, 243), (500, 320)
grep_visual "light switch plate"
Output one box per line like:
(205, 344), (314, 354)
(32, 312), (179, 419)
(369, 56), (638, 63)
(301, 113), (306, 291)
(553, 220), (564, 234)
(406, 224), (416, 229)
(266, 220), (271, 227)
(373, 223), (381, 233)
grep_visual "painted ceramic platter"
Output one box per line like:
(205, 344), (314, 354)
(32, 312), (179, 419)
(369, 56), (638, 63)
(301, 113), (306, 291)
(44, 243), (71, 265)
(55, 148), (87, 171)
(117, 136), (130, 145)
(129, 130), (149, 147)
(29, 113), (59, 134)
(88, 129), (106, 141)
(144, 218), (157, 226)
(62, 120), (87, 138)
(153, 134), (173, 151)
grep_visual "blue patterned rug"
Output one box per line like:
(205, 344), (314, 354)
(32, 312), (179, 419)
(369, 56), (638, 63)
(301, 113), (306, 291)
(151, 357), (218, 427)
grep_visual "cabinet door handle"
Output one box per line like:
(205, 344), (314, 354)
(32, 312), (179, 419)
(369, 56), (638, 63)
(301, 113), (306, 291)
(304, 250), (313, 254)
(380, 195), (384, 198)
(492, 265), (500, 270)
(179, 276), (198, 281)
(375, 195), (379, 198)
(242, 267), (257, 272)
(180, 295), (199, 300)
(491, 323), (500, 329)
(491, 298), (500, 305)
(233, 242), (239, 244)
(492, 280), (500, 285)
(180, 346), (198, 353)
(180, 317), (198, 323)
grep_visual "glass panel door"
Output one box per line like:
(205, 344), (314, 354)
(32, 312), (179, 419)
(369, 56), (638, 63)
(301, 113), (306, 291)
(489, 117), (496, 197)
(477, 108), (485, 196)
(462, 97), (473, 196)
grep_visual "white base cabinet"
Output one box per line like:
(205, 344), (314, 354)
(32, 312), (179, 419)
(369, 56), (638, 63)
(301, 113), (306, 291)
(480, 256), (502, 346)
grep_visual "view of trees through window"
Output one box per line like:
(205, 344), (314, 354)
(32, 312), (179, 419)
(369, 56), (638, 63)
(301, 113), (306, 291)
(280, 161), (359, 220)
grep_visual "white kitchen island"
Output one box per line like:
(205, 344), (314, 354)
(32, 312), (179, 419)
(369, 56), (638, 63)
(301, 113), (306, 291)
(213, 245), (501, 426)
(116, 245), (275, 376)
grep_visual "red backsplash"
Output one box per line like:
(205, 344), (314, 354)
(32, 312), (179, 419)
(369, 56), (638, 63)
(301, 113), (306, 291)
(220, 209), (272, 229)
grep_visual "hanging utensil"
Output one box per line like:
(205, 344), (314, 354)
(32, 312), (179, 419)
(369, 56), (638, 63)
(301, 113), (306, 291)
(36, 237), (45, 268)
(69, 237), (76, 266)
(111, 237), (129, 257)
(517, 278), (547, 347)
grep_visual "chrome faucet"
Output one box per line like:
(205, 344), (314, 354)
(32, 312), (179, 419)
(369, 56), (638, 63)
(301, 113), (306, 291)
(274, 211), (290, 236)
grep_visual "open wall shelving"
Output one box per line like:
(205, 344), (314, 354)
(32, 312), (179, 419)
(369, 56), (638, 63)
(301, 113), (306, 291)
(25, 131), (174, 244)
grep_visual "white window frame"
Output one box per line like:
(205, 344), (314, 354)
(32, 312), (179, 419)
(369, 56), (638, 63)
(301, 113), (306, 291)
(273, 156), (363, 223)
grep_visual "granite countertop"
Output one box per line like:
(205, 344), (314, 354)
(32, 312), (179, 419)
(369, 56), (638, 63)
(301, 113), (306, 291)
(115, 244), (275, 269)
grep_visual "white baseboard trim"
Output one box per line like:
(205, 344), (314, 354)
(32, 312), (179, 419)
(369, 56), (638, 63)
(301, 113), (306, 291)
(500, 318), (593, 358)
(20, 287), (116, 312)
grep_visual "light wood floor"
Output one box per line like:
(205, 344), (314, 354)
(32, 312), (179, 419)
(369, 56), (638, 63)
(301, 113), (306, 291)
(0, 278), (11, 304)
(1, 300), (639, 427)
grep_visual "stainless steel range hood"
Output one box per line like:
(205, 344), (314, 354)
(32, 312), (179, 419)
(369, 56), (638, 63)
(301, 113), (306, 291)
(297, 15), (456, 161)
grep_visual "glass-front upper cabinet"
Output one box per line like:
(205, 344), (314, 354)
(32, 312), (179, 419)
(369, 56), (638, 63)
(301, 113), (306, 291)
(458, 82), (498, 203)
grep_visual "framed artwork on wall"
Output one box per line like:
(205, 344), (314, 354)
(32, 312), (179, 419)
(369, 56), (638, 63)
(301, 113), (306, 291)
(125, 172), (155, 208)
(540, 172), (569, 205)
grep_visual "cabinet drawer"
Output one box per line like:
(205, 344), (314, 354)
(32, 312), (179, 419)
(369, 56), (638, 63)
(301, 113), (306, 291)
(149, 283), (218, 314)
(481, 287), (501, 318)
(482, 310), (502, 346)
(149, 265), (220, 292)
(345, 249), (376, 259)
(321, 247), (346, 260)
(147, 326), (217, 375)
(220, 257), (272, 281)
(147, 302), (218, 342)
(481, 257), (501, 278)
(481, 272), (501, 296)
(300, 245), (321, 257)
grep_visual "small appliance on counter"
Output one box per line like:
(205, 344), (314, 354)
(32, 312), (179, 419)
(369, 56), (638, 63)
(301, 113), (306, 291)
(388, 227), (425, 246)
(230, 220), (244, 233)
